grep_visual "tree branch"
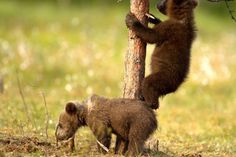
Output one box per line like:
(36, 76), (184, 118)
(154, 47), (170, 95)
(208, 0), (233, 2)
(224, 0), (236, 22)
(208, 0), (236, 22)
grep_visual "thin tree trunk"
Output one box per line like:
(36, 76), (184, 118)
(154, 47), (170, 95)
(0, 75), (3, 94)
(123, 0), (149, 99)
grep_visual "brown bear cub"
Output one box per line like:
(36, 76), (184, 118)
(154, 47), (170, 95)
(126, 0), (198, 109)
(55, 94), (157, 156)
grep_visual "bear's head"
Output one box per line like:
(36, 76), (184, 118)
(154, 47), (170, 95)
(157, 0), (198, 16)
(55, 101), (86, 141)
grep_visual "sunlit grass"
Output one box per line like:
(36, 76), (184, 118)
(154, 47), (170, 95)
(0, 0), (236, 156)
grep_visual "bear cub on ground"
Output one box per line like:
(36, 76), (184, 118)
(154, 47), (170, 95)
(55, 94), (157, 156)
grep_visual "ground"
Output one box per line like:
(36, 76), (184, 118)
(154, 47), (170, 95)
(0, 0), (236, 156)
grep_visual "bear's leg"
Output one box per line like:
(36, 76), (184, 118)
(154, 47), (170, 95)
(126, 139), (143, 156)
(126, 125), (147, 156)
(94, 124), (112, 154)
(115, 135), (128, 155)
(114, 135), (122, 154)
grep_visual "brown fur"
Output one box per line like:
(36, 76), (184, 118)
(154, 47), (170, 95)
(55, 94), (157, 156)
(126, 0), (197, 109)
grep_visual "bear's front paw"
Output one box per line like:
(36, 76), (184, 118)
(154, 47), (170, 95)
(145, 13), (161, 24)
(125, 12), (140, 29)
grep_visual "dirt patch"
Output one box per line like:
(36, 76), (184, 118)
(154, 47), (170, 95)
(0, 133), (202, 157)
(0, 134), (57, 155)
(0, 133), (98, 156)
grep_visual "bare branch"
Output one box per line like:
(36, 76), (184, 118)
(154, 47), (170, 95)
(41, 91), (49, 141)
(224, 0), (236, 22)
(208, 0), (224, 2)
(208, 0), (233, 2)
(16, 72), (31, 124)
(208, 0), (236, 22)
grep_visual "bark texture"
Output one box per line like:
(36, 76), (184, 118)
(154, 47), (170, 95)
(123, 0), (149, 99)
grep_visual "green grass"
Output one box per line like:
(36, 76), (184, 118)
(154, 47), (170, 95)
(0, 0), (236, 156)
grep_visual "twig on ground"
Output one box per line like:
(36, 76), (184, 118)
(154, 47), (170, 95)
(96, 140), (109, 153)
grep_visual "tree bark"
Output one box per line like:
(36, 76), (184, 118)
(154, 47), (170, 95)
(123, 0), (149, 99)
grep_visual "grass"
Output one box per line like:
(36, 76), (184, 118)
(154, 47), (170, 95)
(0, 0), (236, 156)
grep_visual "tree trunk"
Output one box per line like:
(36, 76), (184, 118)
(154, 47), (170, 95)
(123, 0), (149, 99)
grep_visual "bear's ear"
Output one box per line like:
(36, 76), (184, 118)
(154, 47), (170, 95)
(157, 0), (167, 15)
(191, 0), (198, 8)
(65, 102), (77, 115)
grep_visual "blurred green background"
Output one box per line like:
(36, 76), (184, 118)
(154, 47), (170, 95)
(0, 0), (236, 156)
